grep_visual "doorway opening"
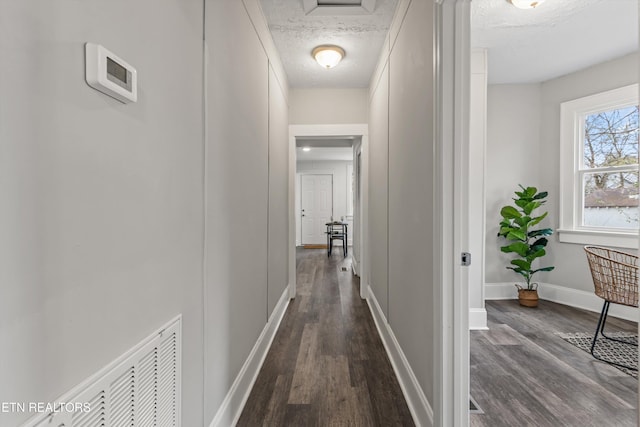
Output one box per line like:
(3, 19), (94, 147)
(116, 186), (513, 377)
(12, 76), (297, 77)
(468, 1), (640, 424)
(288, 124), (369, 300)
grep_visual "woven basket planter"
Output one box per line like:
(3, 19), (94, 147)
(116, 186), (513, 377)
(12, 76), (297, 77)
(516, 284), (538, 308)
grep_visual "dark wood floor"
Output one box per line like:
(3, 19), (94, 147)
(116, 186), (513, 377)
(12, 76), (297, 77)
(471, 299), (638, 427)
(237, 248), (415, 427)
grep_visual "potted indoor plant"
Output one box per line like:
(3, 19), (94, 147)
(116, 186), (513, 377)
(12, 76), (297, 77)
(498, 185), (554, 307)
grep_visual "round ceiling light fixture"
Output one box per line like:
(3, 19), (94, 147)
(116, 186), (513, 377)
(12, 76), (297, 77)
(510, 0), (545, 9)
(312, 45), (346, 69)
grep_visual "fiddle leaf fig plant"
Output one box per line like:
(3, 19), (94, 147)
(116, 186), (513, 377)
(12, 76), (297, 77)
(498, 185), (554, 290)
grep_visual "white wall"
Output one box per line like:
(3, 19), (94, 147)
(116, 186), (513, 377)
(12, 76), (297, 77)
(484, 53), (639, 294)
(1, 1), (290, 425)
(289, 88), (368, 124)
(368, 0), (436, 410)
(485, 84), (542, 284)
(268, 67), (290, 315)
(369, 63), (390, 317)
(469, 49), (488, 328)
(204, 0), (289, 423)
(540, 53), (639, 293)
(0, 1), (205, 425)
(387, 0), (435, 404)
(296, 160), (353, 245)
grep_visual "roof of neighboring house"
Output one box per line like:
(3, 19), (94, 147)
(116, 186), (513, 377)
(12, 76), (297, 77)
(584, 188), (639, 208)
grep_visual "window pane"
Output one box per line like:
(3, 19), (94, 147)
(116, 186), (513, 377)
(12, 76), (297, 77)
(583, 171), (639, 228)
(583, 105), (638, 169)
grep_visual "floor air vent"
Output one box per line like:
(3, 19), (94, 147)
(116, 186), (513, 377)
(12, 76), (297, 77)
(24, 316), (181, 427)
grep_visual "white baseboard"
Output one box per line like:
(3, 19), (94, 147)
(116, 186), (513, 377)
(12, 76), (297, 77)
(367, 287), (434, 427)
(352, 255), (360, 276)
(485, 282), (519, 300)
(469, 308), (488, 330)
(485, 282), (639, 323)
(210, 285), (291, 427)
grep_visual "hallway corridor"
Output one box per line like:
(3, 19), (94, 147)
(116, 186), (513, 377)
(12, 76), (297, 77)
(237, 248), (415, 426)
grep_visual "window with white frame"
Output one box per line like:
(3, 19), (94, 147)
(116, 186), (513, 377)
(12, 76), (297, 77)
(559, 84), (639, 248)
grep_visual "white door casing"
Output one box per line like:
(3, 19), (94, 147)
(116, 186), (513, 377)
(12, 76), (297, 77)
(352, 144), (362, 276)
(435, 1), (471, 426)
(301, 174), (333, 245)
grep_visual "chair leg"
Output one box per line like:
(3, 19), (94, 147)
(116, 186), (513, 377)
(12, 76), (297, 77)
(590, 300), (637, 371)
(590, 301), (608, 357)
(600, 311), (634, 347)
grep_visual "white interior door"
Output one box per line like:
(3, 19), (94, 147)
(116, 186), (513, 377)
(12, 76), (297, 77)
(301, 174), (333, 245)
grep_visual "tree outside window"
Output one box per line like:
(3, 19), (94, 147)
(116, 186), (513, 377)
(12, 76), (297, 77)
(582, 105), (639, 229)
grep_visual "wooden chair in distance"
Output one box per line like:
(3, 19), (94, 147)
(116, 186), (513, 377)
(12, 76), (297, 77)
(584, 245), (638, 371)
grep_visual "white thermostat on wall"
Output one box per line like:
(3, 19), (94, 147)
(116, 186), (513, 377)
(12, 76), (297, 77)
(85, 43), (137, 103)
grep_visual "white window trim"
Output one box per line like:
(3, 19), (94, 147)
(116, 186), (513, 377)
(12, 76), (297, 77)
(559, 83), (639, 249)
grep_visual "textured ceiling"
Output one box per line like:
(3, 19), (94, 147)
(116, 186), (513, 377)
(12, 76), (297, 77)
(261, 0), (638, 88)
(472, 0), (638, 84)
(260, 0), (399, 88)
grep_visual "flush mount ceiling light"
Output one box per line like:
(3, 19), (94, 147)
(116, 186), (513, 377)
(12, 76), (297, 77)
(510, 0), (545, 9)
(302, 147), (311, 152)
(312, 45), (345, 69)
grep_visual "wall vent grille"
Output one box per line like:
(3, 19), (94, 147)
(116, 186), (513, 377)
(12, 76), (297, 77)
(72, 391), (106, 427)
(23, 316), (181, 427)
(109, 367), (135, 427)
(303, 0), (375, 15)
(317, 0), (362, 5)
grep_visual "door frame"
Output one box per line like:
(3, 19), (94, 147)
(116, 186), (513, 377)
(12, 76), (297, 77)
(352, 140), (363, 277)
(435, 0), (471, 426)
(298, 172), (334, 246)
(288, 124), (369, 300)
